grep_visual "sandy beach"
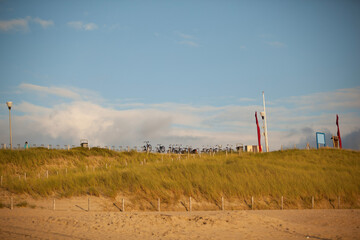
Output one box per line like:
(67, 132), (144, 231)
(0, 208), (359, 240)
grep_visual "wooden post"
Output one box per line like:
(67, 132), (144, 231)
(88, 197), (90, 211)
(158, 198), (160, 212)
(251, 196), (254, 210)
(10, 197), (13, 210)
(46, 170), (48, 179)
(53, 199), (55, 211)
(281, 145), (283, 151)
(281, 196), (283, 210)
(221, 196), (224, 211)
(122, 198), (125, 212)
(189, 197), (192, 212)
(338, 196), (340, 209)
(312, 196), (314, 209)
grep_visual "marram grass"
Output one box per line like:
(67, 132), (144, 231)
(0, 147), (359, 207)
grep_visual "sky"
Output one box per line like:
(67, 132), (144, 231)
(0, 0), (359, 150)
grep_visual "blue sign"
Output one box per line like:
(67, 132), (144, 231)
(316, 132), (326, 149)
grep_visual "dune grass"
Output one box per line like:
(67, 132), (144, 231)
(0, 147), (359, 208)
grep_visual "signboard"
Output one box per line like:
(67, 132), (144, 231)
(316, 132), (326, 149)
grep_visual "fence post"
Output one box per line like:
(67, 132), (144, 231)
(221, 196), (224, 211)
(281, 196), (283, 210)
(122, 198), (125, 212)
(251, 196), (254, 210)
(189, 197), (192, 212)
(312, 196), (314, 209)
(46, 170), (48, 179)
(158, 198), (160, 212)
(10, 197), (13, 210)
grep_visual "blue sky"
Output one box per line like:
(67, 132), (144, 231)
(0, 0), (359, 150)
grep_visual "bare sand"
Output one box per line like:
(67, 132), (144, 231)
(0, 208), (359, 240)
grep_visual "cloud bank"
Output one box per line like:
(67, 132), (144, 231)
(1, 84), (359, 150)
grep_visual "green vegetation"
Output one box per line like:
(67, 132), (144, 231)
(0, 148), (359, 208)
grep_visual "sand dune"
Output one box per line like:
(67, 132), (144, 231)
(0, 208), (359, 239)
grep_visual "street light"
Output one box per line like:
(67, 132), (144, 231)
(6, 101), (13, 150)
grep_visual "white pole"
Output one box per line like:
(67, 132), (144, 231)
(262, 91), (269, 152)
(7, 104), (12, 150)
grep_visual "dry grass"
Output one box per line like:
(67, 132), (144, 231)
(0, 147), (359, 208)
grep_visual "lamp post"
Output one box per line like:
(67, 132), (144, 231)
(6, 101), (13, 150)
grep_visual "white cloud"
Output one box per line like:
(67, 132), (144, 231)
(68, 21), (98, 31)
(175, 31), (194, 39)
(0, 18), (29, 32)
(266, 41), (286, 48)
(32, 17), (54, 29)
(175, 31), (199, 47)
(283, 87), (360, 111)
(178, 40), (199, 47)
(19, 83), (81, 100)
(238, 97), (255, 102)
(0, 17), (54, 32)
(84, 23), (98, 31)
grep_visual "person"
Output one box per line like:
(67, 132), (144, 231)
(24, 141), (29, 149)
